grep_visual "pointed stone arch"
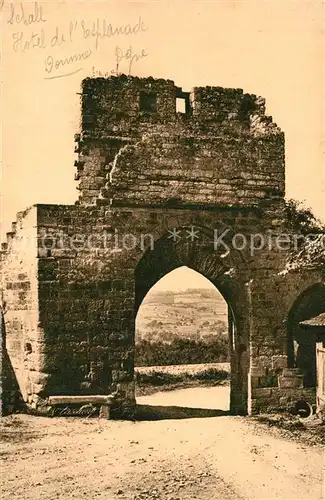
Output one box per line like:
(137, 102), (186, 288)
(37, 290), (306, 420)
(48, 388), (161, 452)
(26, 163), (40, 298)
(134, 226), (251, 414)
(287, 283), (325, 387)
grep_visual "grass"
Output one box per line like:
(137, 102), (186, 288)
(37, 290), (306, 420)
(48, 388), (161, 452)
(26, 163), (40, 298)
(135, 367), (229, 396)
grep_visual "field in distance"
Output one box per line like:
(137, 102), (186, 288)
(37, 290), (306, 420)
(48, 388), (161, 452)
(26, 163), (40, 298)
(136, 287), (228, 344)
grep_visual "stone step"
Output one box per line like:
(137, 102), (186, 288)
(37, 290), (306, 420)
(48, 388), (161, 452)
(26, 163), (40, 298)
(282, 368), (302, 377)
(278, 375), (304, 389)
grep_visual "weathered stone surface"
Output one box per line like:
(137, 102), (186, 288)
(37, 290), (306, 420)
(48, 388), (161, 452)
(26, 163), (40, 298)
(278, 375), (304, 389)
(1, 75), (323, 416)
(75, 76), (285, 208)
(272, 355), (287, 371)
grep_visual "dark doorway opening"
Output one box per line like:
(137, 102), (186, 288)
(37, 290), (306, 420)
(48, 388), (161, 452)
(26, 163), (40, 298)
(287, 283), (325, 388)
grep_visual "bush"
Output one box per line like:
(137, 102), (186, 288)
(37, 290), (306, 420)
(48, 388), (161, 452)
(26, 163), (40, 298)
(192, 368), (229, 381)
(284, 199), (322, 234)
(135, 337), (229, 367)
(282, 199), (325, 275)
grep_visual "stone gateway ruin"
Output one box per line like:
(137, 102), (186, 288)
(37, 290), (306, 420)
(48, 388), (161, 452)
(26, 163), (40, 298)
(1, 75), (324, 416)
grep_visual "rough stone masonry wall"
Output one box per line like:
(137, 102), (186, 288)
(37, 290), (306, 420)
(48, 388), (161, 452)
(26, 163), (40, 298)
(35, 203), (265, 412)
(1, 206), (319, 414)
(247, 268), (320, 413)
(35, 204), (136, 407)
(75, 76), (285, 208)
(1, 75), (321, 416)
(14, 201), (314, 415)
(0, 206), (42, 406)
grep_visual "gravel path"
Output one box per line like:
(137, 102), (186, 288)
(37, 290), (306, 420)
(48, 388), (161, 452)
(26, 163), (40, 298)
(1, 386), (323, 500)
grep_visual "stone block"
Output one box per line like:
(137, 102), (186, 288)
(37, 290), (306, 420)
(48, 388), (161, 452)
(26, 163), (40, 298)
(250, 355), (273, 376)
(250, 376), (260, 388)
(250, 366), (265, 377)
(272, 355), (287, 371)
(51, 249), (76, 258)
(278, 375), (304, 389)
(111, 370), (130, 382)
(257, 375), (278, 388)
(116, 381), (136, 401)
(282, 368), (301, 377)
(99, 405), (110, 419)
(37, 248), (50, 258)
(29, 371), (49, 386)
(253, 388), (272, 397)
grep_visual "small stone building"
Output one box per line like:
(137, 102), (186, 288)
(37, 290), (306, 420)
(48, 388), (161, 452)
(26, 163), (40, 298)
(1, 75), (324, 416)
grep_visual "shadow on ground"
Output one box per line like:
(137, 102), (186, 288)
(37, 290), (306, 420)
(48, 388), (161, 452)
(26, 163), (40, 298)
(134, 404), (230, 421)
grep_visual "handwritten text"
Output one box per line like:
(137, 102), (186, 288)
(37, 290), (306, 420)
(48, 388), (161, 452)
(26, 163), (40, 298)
(7, 5), (149, 79)
(7, 2), (46, 26)
(44, 48), (92, 78)
(115, 45), (148, 75)
(81, 16), (147, 50)
(12, 30), (45, 52)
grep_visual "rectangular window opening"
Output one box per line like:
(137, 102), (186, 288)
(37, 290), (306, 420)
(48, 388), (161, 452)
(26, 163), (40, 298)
(176, 97), (186, 114)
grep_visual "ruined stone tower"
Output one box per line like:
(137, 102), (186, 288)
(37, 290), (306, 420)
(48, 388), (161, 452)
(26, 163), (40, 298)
(1, 75), (323, 416)
(75, 76), (285, 207)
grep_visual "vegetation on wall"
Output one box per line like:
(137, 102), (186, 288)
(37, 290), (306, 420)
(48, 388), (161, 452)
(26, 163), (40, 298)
(283, 199), (325, 274)
(284, 199), (322, 234)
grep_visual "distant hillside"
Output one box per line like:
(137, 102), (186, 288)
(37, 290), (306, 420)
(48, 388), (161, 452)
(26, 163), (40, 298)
(136, 288), (228, 344)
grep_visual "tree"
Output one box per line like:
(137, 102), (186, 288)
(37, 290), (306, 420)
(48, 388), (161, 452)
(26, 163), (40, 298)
(282, 199), (325, 276)
(284, 198), (322, 234)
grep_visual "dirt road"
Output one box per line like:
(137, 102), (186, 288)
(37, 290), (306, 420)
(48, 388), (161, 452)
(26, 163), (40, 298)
(1, 386), (324, 500)
(137, 385), (230, 411)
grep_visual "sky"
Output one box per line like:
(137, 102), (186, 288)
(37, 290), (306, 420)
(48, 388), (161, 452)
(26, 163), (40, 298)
(1, 0), (324, 242)
(153, 266), (216, 292)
